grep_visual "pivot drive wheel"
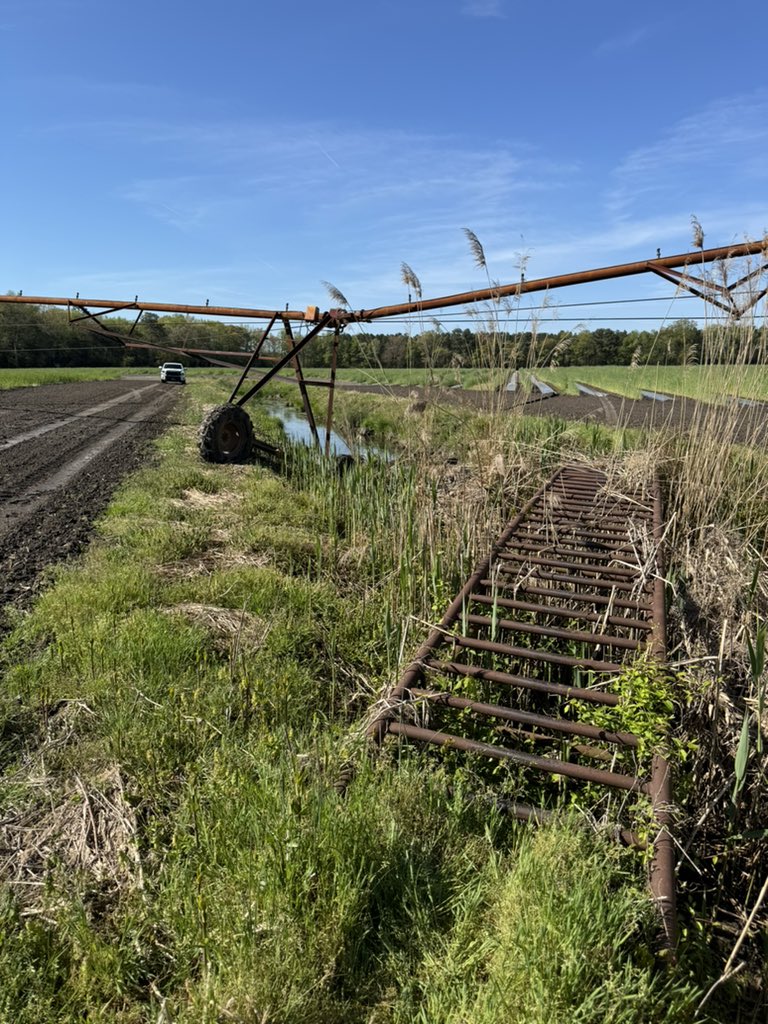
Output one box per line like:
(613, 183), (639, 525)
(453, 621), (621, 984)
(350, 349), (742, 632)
(199, 404), (255, 463)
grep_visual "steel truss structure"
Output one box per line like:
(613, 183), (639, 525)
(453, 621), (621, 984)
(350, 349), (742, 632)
(1, 240), (766, 455)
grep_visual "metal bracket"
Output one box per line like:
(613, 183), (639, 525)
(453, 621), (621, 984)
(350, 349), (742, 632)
(647, 260), (768, 320)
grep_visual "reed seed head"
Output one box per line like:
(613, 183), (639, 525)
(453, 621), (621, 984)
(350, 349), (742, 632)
(400, 262), (423, 299)
(463, 228), (487, 270)
(691, 215), (705, 250)
(321, 281), (350, 309)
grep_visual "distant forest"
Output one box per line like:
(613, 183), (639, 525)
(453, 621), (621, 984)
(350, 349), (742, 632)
(0, 294), (761, 369)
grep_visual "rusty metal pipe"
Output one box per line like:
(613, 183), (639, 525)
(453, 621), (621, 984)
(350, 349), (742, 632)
(234, 313), (332, 407)
(648, 475), (678, 954)
(425, 658), (621, 706)
(409, 687), (639, 746)
(463, 612), (641, 649)
(352, 241), (766, 322)
(484, 580), (652, 612)
(388, 722), (645, 791)
(469, 592), (652, 631)
(2, 241), (763, 329)
(451, 634), (623, 672)
(228, 312), (278, 403)
(0, 294), (311, 321)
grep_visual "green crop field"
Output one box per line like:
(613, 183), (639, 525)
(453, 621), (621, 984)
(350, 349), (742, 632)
(536, 364), (768, 402)
(0, 367), (134, 390)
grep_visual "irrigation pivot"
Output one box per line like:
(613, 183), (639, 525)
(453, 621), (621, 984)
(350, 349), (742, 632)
(0, 239), (765, 461)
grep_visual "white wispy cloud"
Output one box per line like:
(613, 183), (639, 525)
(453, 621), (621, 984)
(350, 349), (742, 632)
(32, 115), (573, 306)
(461, 0), (505, 18)
(594, 24), (654, 55)
(606, 90), (768, 224)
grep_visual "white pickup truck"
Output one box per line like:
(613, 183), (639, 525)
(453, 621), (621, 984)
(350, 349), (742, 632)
(159, 362), (186, 384)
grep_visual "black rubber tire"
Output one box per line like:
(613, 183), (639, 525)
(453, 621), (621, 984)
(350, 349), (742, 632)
(199, 404), (255, 463)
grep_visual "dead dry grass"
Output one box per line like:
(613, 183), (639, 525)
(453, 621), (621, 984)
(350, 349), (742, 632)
(0, 763), (142, 914)
(163, 602), (270, 654)
(171, 487), (240, 511)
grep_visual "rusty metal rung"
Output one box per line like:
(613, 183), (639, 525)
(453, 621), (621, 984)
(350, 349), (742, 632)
(462, 612), (641, 650)
(388, 722), (645, 792)
(408, 687), (639, 746)
(469, 592), (652, 631)
(424, 659), (621, 705)
(480, 579), (652, 612)
(451, 634), (624, 672)
(501, 567), (649, 594)
(497, 550), (642, 578)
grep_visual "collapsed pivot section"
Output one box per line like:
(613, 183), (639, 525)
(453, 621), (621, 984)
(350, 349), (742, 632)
(367, 464), (677, 952)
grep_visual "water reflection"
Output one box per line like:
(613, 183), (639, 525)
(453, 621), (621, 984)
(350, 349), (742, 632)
(265, 402), (390, 459)
(264, 401), (350, 454)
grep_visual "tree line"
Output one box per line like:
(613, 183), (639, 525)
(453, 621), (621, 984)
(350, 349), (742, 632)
(1, 294), (761, 369)
(0, 297), (258, 369)
(301, 320), (763, 368)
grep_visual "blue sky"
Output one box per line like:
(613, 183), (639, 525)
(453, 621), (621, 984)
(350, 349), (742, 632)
(2, 0), (767, 329)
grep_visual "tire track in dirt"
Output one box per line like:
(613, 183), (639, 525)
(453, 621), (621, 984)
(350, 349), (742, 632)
(0, 380), (180, 619)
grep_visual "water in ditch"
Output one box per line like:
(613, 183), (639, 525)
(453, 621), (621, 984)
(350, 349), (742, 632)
(265, 402), (389, 460)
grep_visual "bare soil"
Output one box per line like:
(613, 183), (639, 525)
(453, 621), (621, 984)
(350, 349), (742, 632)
(336, 381), (768, 444)
(0, 379), (181, 618)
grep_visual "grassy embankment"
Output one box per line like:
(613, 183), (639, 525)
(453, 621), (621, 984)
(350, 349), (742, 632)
(0, 372), (765, 1021)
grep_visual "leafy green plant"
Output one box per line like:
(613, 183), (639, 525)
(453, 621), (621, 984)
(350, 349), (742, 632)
(733, 618), (766, 804)
(572, 659), (689, 764)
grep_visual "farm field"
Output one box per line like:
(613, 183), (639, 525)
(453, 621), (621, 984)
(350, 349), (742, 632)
(535, 364), (768, 402)
(3, 364), (768, 404)
(0, 367), (136, 389)
(0, 378), (181, 608)
(294, 363), (768, 404)
(0, 373), (765, 1021)
(303, 365), (504, 389)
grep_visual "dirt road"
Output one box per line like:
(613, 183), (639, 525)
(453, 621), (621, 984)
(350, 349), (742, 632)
(0, 379), (180, 616)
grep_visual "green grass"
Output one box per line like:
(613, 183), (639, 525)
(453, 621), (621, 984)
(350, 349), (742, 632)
(0, 376), (745, 1021)
(302, 366), (505, 389)
(0, 367), (135, 389)
(0, 366), (243, 390)
(536, 365), (768, 402)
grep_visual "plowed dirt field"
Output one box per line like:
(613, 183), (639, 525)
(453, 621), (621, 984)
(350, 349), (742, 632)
(0, 379), (180, 617)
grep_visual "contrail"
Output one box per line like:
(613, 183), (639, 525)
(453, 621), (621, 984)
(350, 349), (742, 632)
(315, 141), (340, 169)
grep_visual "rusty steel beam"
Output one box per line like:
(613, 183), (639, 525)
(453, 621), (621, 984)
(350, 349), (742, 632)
(120, 340), (247, 370)
(124, 343), (250, 359)
(228, 313), (279, 404)
(282, 318), (321, 448)
(648, 475), (678, 954)
(233, 313), (333, 408)
(1, 241), (764, 330)
(0, 294), (313, 322)
(350, 241), (767, 322)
